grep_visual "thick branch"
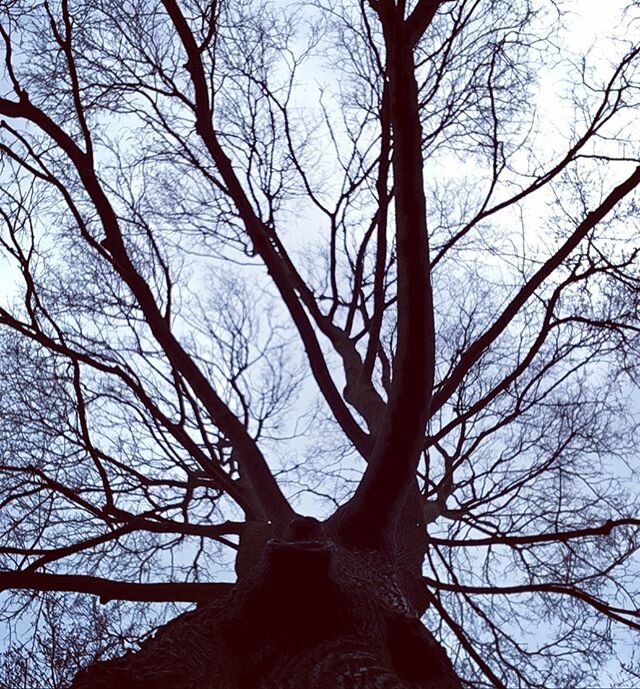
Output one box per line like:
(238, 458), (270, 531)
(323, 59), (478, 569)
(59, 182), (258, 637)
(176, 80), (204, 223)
(432, 165), (640, 415)
(16, 519), (243, 573)
(160, 0), (371, 458)
(424, 577), (640, 631)
(406, 0), (441, 45)
(428, 518), (640, 548)
(0, 93), (292, 521)
(0, 572), (232, 603)
(331, 2), (436, 549)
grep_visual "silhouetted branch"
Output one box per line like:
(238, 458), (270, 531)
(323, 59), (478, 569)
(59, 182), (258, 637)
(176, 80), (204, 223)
(0, 572), (232, 604)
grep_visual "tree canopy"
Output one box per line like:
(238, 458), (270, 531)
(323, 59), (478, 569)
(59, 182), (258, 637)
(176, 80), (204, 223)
(0, 0), (639, 687)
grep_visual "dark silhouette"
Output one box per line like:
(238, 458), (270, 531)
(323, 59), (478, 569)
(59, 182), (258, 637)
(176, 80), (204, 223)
(1, 0), (639, 687)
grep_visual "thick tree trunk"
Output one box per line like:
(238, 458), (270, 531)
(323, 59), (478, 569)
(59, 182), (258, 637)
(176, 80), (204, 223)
(71, 518), (461, 689)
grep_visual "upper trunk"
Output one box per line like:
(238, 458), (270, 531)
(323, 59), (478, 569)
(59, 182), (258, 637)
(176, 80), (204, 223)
(328, 1), (435, 553)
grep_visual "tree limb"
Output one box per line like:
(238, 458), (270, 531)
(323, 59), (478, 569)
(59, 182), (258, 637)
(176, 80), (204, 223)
(432, 165), (640, 415)
(0, 572), (233, 603)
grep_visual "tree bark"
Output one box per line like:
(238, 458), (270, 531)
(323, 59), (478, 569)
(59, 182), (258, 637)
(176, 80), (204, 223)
(71, 518), (461, 689)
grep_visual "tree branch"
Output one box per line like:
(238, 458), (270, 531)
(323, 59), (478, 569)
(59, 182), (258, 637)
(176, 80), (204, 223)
(427, 589), (507, 689)
(424, 577), (640, 631)
(330, 1), (436, 549)
(0, 572), (232, 604)
(428, 518), (640, 548)
(0, 93), (292, 521)
(406, 0), (441, 45)
(159, 0), (372, 459)
(432, 165), (640, 415)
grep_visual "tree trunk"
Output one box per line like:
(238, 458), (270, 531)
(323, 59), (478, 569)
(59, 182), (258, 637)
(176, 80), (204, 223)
(70, 518), (461, 689)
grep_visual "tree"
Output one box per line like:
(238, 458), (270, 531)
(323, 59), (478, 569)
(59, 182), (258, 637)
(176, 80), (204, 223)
(0, 0), (639, 686)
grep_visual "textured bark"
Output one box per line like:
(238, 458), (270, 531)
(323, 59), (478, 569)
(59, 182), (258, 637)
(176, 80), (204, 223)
(70, 518), (461, 689)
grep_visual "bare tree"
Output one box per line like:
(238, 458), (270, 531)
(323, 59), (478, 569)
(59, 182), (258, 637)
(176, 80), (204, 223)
(0, 0), (639, 687)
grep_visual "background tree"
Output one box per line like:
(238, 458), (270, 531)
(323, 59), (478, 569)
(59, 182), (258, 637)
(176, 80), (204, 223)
(0, 0), (639, 687)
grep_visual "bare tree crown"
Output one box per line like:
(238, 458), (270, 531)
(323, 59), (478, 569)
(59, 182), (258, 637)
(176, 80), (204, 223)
(1, 0), (639, 686)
